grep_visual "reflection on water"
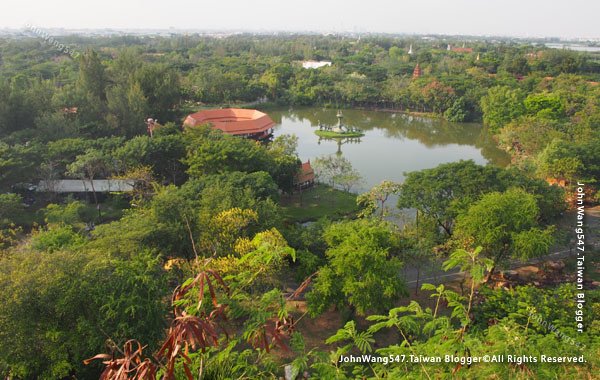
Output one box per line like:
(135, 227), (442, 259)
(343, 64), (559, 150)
(268, 107), (510, 192)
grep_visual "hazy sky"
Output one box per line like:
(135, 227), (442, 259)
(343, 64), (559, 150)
(2, 0), (599, 38)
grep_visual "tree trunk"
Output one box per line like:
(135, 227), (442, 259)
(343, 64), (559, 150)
(89, 177), (98, 207)
(484, 264), (496, 284)
(414, 266), (420, 295)
(485, 250), (505, 283)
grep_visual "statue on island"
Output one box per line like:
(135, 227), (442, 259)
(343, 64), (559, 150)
(332, 110), (345, 133)
(315, 110), (364, 137)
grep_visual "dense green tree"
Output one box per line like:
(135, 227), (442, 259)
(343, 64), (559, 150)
(184, 127), (271, 177)
(76, 49), (107, 102)
(307, 219), (406, 316)
(266, 134), (301, 193)
(398, 160), (500, 236)
(31, 224), (86, 253)
(106, 47), (143, 85)
(106, 81), (149, 137)
(0, 249), (168, 379)
(259, 63), (294, 100)
(134, 63), (181, 121)
(71, 49), (109, 129)
(443, 96), (468, 122)
(0, 193), (23, 227)
(399, 160), (566, 236)
(481, 86), (526, 132)
(536, 49), (586, 75)
(524, 92), (566, 120)
(498, 116), (564, 156)
(536, 138), (583, 183)
(33, 111), (80, 141)
(495, 167), (566, 222)
(0, 77), (54, 134)
(500, 51), (530, 76)
(42, 200), (91, 227)
(114, 132), (188, 184)
(453, 188), (555, 280)
(192, 172), (281, 232)
(184, 126), (299, 191)
(0, 141), (45, 191)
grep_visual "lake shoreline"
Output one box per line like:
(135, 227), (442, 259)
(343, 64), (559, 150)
(188, 101), (457, 123)
(352, 106), (443, 120)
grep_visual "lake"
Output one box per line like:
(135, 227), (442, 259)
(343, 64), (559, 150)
(545, 43), (600, 53)
(268, 107), (510, 192)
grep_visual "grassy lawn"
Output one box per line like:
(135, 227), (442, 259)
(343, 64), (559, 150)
(12, 194), (129, 230)
(81, 197), (129, 224)
(280, 184), (358, 222)
(314, 130), (364, 138)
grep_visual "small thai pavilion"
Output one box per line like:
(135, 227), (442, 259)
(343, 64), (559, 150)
(294, 160), (315, 190)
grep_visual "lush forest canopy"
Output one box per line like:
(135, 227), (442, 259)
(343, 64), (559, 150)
(0, 33), (598, 379)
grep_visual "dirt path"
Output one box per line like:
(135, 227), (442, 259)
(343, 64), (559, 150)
(586, 205), (600, 247)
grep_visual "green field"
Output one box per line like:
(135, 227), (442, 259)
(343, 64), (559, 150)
(280, 184), (358, 222)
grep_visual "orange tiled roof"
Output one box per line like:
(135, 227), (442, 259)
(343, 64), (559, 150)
(451, 47), (473, 53)
(62, 107), (78, 114)
(183, 108), (275, 135)
(295, 161), (315, 184)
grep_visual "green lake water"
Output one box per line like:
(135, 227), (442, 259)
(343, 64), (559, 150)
(268, 107), (510, 192)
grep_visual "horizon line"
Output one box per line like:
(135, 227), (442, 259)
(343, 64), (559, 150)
(2, 26), (600, 42)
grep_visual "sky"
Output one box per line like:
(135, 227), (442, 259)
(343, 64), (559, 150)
(2, 0), (599, 39)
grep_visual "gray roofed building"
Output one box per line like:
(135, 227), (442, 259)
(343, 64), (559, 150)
(36, 179), (135, 193)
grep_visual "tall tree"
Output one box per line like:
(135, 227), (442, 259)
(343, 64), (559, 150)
(66, 149), (110, 207)
(397, 160), (500, 236)
(357, 180), (401, 219)
(453, 188), (555, 281)
(75, 49), (108, 127)
(313, 155), (362, 191)
(76, 49), (107, 102)
(106, 81), (149, 137)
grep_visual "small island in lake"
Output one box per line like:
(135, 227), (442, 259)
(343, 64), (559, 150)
(315, 110), (365, 138)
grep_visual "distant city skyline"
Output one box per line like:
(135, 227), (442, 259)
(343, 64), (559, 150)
(2, 0), (599, 39)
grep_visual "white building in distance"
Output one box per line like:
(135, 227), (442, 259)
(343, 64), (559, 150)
(301, 60), (332, 69)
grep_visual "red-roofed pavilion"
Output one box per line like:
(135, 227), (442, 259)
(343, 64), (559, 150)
(294, 160), (315, 190)
(184, 108), (275, 140)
